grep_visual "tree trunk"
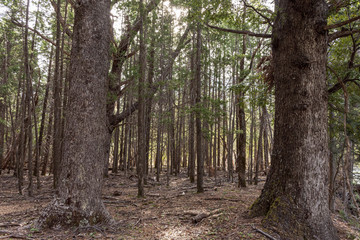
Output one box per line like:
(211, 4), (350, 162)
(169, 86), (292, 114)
(237, 24), (247, 187)
(137, 0), (147, 197)
(188, 33), (196, 183)
(112, 103), (120, 174)
(195, 23), (203, 193)
(249, 1), (338, 239)
(37, 0), (112, 228)
(52, 0), (63, 189)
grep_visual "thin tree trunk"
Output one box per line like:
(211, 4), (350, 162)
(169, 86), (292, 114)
(112, 102), (120, 173)
(52, 0), (63, 189)
(248, 104), (254, 185)
(195, 23), (203, 193)
(137, 0), (147, 197)
(188, 33), (196, 183)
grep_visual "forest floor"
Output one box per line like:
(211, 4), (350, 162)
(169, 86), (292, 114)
(0, 170), (359, 240)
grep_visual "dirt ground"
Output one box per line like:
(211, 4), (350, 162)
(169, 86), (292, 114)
(0, 170), (359, 240)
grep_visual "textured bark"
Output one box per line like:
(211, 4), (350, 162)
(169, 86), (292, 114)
(248, 105), (254, 184)
(237, 22), (247, 187)
(52, 0), (63, 188)
(0, 32), (9, 175)
(237, 95), (246, 187)
(249, 1), (338, 239)
(37, 0), (112, 228)
(112, 111), (120, 173)
(254, 109), (264, 185)
(188, 33), (196, 183)
(195, 23), (203, 193)
(137, 0), (147, 197)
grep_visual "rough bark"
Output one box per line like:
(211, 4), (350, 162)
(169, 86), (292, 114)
(195, 23), (203, 193)
(52, 0), (63, 188)
(249, 1), (339, 239)
(188, 33), (196, 183)
(237, 21), (247, 187)
(36, 0), (112, 228)
(137, 0), (147, 197)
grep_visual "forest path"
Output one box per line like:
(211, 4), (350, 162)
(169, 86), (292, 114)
(0, 171), (358, 239)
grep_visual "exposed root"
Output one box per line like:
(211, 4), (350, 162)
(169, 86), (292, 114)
(34, 198), (113, 229)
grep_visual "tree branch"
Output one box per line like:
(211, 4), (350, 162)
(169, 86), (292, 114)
(11, 19), (59, 48)
(328, 79), (360, 94)
(109, 26), (191, 130)
(206, 23), (271, 38)
(241, 0), (273, 27)
(325, 15), (360, 30)
(329, 28), (360, 41)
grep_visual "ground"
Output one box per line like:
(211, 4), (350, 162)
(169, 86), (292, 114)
(0, 170), (359, 239)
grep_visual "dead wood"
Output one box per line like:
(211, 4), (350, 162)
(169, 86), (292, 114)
(0, 230), (29, 239)
(252, 225), (278, 240)
(0, 223), (21, 227)
(204, 197), (244, 202)
(192, 213), (210, 223)
(191, 209), (224, 223)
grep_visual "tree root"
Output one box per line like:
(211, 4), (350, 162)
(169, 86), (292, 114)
(34, 198), (113, 229)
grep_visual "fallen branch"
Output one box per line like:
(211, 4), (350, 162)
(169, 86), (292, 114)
(0, 230), (29, 239)
(192, 213), (209, 223)
(0, 223), (21, 227)
(204, 197), (244, 203)
(192, 209), (224, 224)
(252, 225), (278, 240)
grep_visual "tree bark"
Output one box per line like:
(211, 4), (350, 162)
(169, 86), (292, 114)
(188, 33), (196, 183)
(52, 0), (63, 188)
(37, 0), (112, 228)
(249, 1), (338, 239)
(137, 0), (147, 197)
(195, 23), (203, 193)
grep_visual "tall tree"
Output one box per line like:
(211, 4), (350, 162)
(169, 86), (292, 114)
(37, 0), (112, 227)
(195, 21), (203, 193)
(137, 0), (147, 197)
(52, 0), (63, 188)
(249, 1), (338, 239)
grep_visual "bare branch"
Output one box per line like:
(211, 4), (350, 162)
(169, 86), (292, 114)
(325, 15), (360, 30)
(328, 0), (358, 14)
(329, 28), (360, 41)
(109, 26), (191, 130)
(241, 0), (273, 27)
(206, 23), (271, 38)
(328, 79), (360, 94)
(11, 19), (55, 46)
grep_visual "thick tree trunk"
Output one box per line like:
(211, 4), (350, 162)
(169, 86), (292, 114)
(249, 1), (338, 239)
(37, 0), (112, 228)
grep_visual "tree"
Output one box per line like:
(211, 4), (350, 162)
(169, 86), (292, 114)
(137, 0), (147, 197)
(52, 0), (63, 188)
(36, 0), (112, 227)
(249, 1), (338, 239)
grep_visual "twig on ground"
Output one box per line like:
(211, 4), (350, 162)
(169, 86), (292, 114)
(0, 223), (21, 227)
(252, 225), (278, 240)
